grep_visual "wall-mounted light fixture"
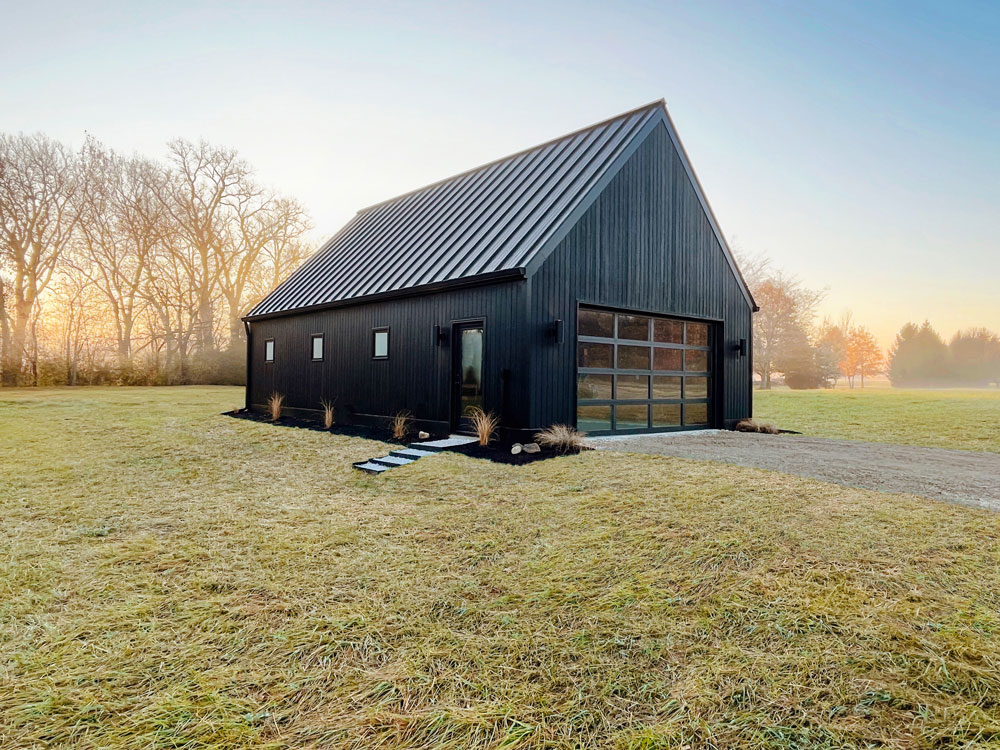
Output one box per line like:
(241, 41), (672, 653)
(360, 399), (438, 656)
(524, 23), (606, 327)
(434, 324), (449, 345)
(548, 318), (563, 343)
(737, 338), (747, 357)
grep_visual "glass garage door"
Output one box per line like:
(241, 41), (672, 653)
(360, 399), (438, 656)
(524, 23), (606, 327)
(576, 307), (713, 434)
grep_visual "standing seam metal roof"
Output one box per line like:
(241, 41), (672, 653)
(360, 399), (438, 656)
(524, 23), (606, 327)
(248, 101), (664, 318)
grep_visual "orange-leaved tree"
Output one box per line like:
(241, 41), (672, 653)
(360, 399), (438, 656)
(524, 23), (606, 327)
(842, 326), (884, 388)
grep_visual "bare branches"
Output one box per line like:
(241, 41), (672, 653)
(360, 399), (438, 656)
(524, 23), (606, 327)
(0, 131), (313, 385)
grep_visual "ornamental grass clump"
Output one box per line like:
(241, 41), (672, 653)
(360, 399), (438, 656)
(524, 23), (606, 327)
(268, 392), (284, 421)
(534, 424), (586, 453)
(466, 406), (499, 446)
(391, 410), (413, 440)
(320, 398), (336, 429)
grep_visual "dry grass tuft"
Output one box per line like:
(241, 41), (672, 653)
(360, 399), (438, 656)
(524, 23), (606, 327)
(736, 418), (780, 434)
(267, 391), (284, 421)
(320, 398), (336, 429)
(466, 406), (499, 446)
(391, 409), (413, 440)
(535, 423), (587, 453)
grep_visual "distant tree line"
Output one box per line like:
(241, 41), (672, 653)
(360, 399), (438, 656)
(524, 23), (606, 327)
(739, 249), (998, 390)
(888, 323), (1000, 387)
(0, 133), (312, 386)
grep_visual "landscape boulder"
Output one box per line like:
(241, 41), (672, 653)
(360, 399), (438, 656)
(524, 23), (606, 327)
(523, 442), (540, 454)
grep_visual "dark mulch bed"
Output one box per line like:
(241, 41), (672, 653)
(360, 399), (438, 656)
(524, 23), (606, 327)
(225, 410), (586, 464)
(448, 441), (588, 465)
(224, 409), (444, 446)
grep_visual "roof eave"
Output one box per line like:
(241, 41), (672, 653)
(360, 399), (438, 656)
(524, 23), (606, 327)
(242, 267), (527, 323)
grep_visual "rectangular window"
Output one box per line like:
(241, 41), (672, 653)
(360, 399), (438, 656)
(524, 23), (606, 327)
(264, 339), (274, 363)
(577, 373), (612, 400)
(578, 308), (614, 338)
(311, 334), (324, 361)
(373, 328), (389, 359)
(579, 342), (613, 368)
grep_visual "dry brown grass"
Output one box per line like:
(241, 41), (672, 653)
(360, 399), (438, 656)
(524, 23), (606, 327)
(4, 386), (1000, 749)
(535, 423), (587, 452)
(320, 398), (335, 429)
(465, 406), (499, 446)
(391, 409), (413, 440)
(736, 417), (780, 434)
(267, 391), (284, 421)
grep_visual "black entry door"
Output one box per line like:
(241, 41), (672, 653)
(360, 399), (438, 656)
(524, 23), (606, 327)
(451, 323), (484, 432)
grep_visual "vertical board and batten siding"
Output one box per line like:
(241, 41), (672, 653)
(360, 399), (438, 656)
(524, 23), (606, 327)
(248, 280), (529, 432)
(528, 122), (753, 429)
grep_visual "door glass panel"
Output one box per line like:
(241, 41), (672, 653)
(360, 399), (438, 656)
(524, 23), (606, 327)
(653, 319), (683, 344)
(685, 350), (709, 372)
(684, 403), (709, 425)
(579, 342), (613, 368)
(686, 322), (709, 346)
(617, 345), (650, 370)
(616, 375), (648, 400)
(577, 404), (611, 432)
(615, 404), (649, 429)
(579, 309), (614, 338)
(652, 404), (681, 427)
(653, 348), (682, 371)
(459, 327), (483, 417)
(652, 376), (681, 399)
(617, 314), (650, 341)
(577, 374), (612, 400)
(685, 377), (709, 399)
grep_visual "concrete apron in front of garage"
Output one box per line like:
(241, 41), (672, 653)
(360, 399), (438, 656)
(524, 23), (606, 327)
(354, 435), (478, 474)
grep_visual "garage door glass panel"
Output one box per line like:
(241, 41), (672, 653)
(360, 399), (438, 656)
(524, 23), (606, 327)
(617, 315), (650, 341)
(579, 309), (614, 337)
(654, 348), (682, 372)
(684, 403), (709, 425)
(579, 342), (613, 368)
(616, 375), (649, 400)
(617, 345), (649, 370)
(577, 374), (612, 400)
(685, 376), (709, 399)
(577, 404), (611, 432)
(577, 306), (714, 434)
(685, 350), (709, 372)
(654, 319), (684, 344)
(652, 404), (681, 427)
(615, 404), (649, 429)
(652, 376), (681, 399)
(686, 322), (709, 346)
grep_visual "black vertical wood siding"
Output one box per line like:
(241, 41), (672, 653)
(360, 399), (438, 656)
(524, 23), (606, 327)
(528, 122), (753, 429)
(247, 280), (529, 432)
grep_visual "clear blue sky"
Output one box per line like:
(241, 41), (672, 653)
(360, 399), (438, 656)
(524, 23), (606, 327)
(2, 0), (997, 346)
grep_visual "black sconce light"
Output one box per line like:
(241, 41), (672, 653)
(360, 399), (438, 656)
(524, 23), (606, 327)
(434, 325), (449, 345)
(548, 318), (563, 343)
(737, 338), (747, 357)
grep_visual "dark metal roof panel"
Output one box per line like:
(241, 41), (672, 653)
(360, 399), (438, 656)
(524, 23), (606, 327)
(248, 101), (664, 317)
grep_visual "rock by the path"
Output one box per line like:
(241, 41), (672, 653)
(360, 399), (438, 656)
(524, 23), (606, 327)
(418, 431), (430, 439)
(523, 442), (540, 454)
(511, 443), (522, 455)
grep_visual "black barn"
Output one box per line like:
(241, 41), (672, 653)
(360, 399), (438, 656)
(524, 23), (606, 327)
(244, 100), (757, 438)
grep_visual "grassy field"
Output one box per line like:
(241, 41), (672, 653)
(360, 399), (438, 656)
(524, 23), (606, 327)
(755, 386), (1000, 453)
(3, 387), (1000, 748)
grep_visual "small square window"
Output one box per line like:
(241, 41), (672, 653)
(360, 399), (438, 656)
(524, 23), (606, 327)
(264, 339), (274, 363)
(373, 328), (389, 359)
(311, 334), (324, 361)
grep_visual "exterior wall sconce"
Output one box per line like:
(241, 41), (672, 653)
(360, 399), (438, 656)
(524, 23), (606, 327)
(434, 325), (450, 345)
(737, 338), (747, 357)
(548, 318), (563, 343)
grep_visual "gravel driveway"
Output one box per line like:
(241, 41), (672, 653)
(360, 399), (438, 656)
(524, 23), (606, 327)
(588, 431), (1000, 511)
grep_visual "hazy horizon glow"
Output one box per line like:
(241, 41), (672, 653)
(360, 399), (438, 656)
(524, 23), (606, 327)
(2, 0), (996, 348)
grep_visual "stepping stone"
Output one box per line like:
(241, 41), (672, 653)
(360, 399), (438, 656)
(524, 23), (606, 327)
(392, 448), (437, 459)
(420, 435), (478, 449)
(371, 455), (415, 467)
(353, 461), (390, 474)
